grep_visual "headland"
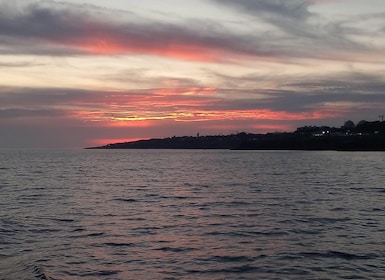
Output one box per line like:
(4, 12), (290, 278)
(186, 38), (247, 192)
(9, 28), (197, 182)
(86, 120), (385, 151)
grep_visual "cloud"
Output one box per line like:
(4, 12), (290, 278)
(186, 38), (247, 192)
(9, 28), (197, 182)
(0, 60), (43, 68)
(1, 71), (383, 148)
(1, 1), (384, 149)
(0, 108), (67, 118)
(207, 70), (385, 114)
(213, 0), (312, 20)
(0, 0), (376, 64)
(0, 0), (275, 62)
(211, 0), (315, 39)
(210, 0), (384, 62)
(0, 85), (308, 126)
(4, 69), (383, 127)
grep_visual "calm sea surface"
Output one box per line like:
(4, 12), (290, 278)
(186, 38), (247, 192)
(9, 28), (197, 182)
(0, 149), (384, 279)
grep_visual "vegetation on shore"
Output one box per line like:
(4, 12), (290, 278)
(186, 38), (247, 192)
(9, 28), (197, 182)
(86, 120), (385, 151)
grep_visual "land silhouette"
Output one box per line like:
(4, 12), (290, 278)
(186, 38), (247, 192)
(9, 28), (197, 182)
(87, 120), (385, 151)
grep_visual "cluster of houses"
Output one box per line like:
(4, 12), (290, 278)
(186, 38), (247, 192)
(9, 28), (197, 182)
(295, 119), (384, 137)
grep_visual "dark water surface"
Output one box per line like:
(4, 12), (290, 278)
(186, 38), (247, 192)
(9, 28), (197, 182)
(0, 149), (384, 279)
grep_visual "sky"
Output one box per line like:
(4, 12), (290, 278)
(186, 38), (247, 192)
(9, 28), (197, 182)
(0, 0), (384, 148)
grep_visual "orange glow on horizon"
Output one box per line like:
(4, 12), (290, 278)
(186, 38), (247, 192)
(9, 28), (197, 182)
(107, 119), (155, 127)
(251, 123), (294, 132)
(71, 106), (342, 127)
(75, 37), (225, 62)
(172, 109), (341, 122)
(62, 86), (344, 130)
(68, 84), (343, 125)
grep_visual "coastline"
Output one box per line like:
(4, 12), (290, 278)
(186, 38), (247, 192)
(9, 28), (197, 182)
(86, 120), (385, 151)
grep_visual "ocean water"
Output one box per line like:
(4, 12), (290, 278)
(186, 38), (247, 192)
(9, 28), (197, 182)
(0, 149), (384, 280)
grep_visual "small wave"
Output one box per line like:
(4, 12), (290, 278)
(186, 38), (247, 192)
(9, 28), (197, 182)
(133, 226), (160, 235)
(290, 228), (322, 235)
(331, 207), (345, 211)
(52, 218), (75, 222)
(69, 231), (105, 238)
(144, 193), (160, 197)
(365, 207), (384, 212)
(153, 246), (196, 253)
(71, 227), (85, 232)
(292, 251), (378, 260)
(205, 230), (288, 237)
(113, 198), (138, 202)
(216, 264), (260, 273)
(0, 263), (56, 280)
(308, 217), (351, 224)
(28, 228), (62, 234)
(113, 198), (138, 203)
(104, 242), (136, 247)
(174, 196), (189, 200)
(350, 187), (364, 191)
(202, 255), (258, 263)
(160, 195), (189, 200)
(226, 200), (254, 206)
(31, 265), (51, 280)
(187, 264), (260, 274)
(76, 270), (119, 277)
(87, 232), (105, 237)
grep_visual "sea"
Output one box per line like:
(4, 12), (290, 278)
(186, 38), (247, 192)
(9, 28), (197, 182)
(0, 149), (384, 280)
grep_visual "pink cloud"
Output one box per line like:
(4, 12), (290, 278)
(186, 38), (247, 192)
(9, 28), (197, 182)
(0, 2), (277, 62)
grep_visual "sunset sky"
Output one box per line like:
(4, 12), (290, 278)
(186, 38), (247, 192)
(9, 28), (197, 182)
(1, 0), (384, 148)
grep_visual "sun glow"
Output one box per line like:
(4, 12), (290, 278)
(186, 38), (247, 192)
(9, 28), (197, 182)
(72, 36), (226, 62)
(80, 40), (128, 55)
(72, 107), (341, 127)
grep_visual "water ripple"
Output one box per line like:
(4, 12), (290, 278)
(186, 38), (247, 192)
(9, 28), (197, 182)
(1, 149), (385, 279)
